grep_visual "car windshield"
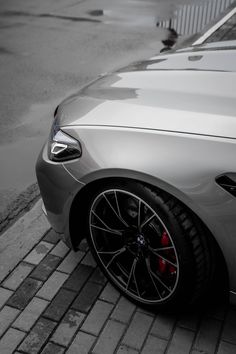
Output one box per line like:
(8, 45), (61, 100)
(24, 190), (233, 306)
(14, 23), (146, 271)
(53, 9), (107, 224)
(205, 12), (236, 42)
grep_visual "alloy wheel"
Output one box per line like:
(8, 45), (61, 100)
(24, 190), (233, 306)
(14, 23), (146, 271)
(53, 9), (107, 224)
(89, 189), (179, 304)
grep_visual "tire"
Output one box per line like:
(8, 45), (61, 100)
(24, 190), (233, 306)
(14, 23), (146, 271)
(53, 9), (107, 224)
(86, 180), (215, 310)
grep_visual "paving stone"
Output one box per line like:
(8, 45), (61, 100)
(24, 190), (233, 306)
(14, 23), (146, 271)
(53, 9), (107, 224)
(43, 229), (61, 244)
(81, 251), (97, 267)
(89, 267), (107, 285)
(50, 241), (69, 258)
(72, 282), (103, 313)
(92, 319), (125, 354)
(43, 288), (77, 322)
(117, 345), (139, 354)
(6, 278), (42, 310)
(150, 313), (176, 340)
(0, 306), (20, 337)
(57, 250), (84, 274)
(13, 297), (49, 332)
(63, 264), (94, 292)
(2, 263), (33, 291)
(136, 307), (155, 318)
(0, 287), (13, 309)
(51, 309), (85, 346)
(0, 328), (25, 354)
(111, 296), (136, 324)
(24, 241), (54, 265)
(36, 271), (68, 301)
(177, 311), (200, 331)
(81, 300), (114, 336)
(41, 342), (65, 354)
(0, 200), (50, 284)
(18, 317), (57, 354)
(166, 327), (195, 354)
(67, 331), (96, 354)
(99, 283), (120, 304)
(222, 308), (236, 344)
(217, 340), (236, 354)
(193, 317), (222, 353)
(141, 335), (167, 354)
(122, 311), (153, 350)
(30, 254), (61, 281)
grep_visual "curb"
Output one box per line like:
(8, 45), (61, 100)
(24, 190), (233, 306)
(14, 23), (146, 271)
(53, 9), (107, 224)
(0, 183), (40, 235)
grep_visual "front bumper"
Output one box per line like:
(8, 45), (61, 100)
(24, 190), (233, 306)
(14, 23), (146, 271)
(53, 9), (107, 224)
(36, 143), (85, 248)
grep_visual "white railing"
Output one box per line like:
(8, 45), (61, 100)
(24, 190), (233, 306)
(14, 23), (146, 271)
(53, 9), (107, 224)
(158, 0), (235, 35)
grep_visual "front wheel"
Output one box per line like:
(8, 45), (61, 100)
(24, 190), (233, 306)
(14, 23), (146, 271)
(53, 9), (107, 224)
(86, 181), (214, 310)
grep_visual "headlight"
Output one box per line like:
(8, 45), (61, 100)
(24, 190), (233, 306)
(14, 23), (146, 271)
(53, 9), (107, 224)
(48, 118), (82, 162)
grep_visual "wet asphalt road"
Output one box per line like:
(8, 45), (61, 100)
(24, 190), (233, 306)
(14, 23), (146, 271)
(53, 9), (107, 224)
(0, 0), (233, 231)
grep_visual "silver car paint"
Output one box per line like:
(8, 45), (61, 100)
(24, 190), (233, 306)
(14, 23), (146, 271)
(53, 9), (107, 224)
(36, 46), (236, 303)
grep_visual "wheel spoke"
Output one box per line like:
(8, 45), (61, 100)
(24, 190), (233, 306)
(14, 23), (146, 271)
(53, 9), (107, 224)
(91, 210), (122, 235)
(152, 272), (172, 293)
(149, 247), (177, 268)
(116, 262), (129, 278)
(105, 247), (126, 269)
(98, 248), (125, 255)
(146, 259), (172, 293)
(126, 258), (140, 297)
(91, 224), (122, 236)
(102, 193), (129, 227)
(137, 199), (141, 230)
(140, 213), (155, 230)
(145, 258), (162, 299)
(151, 246), (174, 251)
(114, 191), (122, 218)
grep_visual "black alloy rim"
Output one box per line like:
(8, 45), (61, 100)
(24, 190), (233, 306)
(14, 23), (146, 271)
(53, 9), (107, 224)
(89, 189), (179, 304)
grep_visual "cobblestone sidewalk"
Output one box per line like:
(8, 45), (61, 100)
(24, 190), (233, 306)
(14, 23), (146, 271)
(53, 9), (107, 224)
(0, 227), (236, 354)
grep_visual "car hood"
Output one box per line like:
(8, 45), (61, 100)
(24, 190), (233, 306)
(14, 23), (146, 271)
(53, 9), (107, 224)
(58, 49), (236, 140)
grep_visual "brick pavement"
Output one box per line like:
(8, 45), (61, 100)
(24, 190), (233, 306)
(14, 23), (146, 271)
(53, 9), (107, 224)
(0, 228), (236, 354)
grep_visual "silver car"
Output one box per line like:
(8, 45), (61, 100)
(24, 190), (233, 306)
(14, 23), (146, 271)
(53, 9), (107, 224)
(36, 8), (236, 310)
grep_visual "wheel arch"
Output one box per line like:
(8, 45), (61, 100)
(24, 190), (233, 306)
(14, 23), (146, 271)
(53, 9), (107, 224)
(69, 174), (229, 303)
(69, 173), (226, 263)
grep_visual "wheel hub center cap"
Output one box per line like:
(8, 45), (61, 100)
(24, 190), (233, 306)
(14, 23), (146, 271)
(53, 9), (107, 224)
(137, 234), (146, 246)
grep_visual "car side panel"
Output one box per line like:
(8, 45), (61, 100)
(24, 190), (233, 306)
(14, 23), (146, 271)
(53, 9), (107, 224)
(62, 125), (236, 292)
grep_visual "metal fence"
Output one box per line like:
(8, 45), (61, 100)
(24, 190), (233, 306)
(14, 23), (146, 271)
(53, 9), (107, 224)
(158, 0), (235, 35)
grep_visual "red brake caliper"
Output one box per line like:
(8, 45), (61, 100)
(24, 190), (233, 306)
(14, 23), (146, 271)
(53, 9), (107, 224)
(158, 231), (176, 274)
